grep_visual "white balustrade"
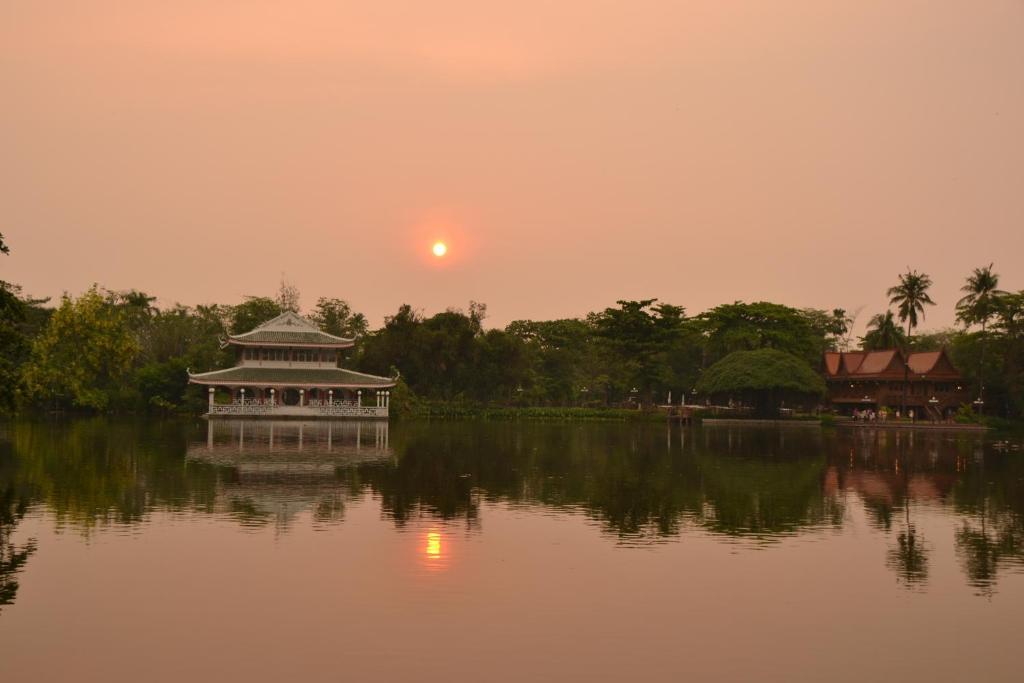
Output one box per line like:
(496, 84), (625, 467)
(207, 398), (387, 418)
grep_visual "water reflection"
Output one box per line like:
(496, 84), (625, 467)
(186, 420), (392, 530)
(0, 433), (36, 611)
(0, 419), (1023, 608)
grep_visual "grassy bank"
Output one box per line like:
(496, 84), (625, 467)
(397, 403), (669, 422)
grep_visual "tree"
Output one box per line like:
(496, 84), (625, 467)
(989, 292), (1024, 416)
(592, 300), (695, 405)
(956, 264), (1005, 406)
(21, 286), (140, 411)
(0, 283), (27, 412)
(888, 269), (936, 413)
(229, 297), (281, 334)
(0, 232), (8, 255)
(507, 318), (606, 405)
(698, 301), (827, 365)
(887, 269), (936, 340)
(861, 311), (906, 350)
(309, 297), (368, 339)
(276, 277), (301, 313)
(133, 304), (232, 412)
(801, 308), (854, 352)
(694, 348), (826, 416)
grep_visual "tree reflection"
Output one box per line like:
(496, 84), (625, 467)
(1, 419), (1023, 597)
(887, 513), (929, 588)
(955, 513), (1023, 596)
(350, 423), (843, 543)
(0, 435), (37, 610)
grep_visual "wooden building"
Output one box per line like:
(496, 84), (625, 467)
(823, 349), (969, 419)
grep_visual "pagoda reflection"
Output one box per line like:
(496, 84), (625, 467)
(185, 420), (392, 529)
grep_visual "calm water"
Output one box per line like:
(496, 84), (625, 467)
(2, 419), (1023, 682)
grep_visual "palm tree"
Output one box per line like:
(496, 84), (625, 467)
(887, 269), (936, 339)
(887, 269), (936, 415)
(956, 264), (1004, 410)
(861, 311), (906, 350)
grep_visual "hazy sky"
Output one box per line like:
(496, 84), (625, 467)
(2, 1), (1022, 332)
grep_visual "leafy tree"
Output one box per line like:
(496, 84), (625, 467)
(309, 297), (368, 339)
(695, 348), (825, 416)
(0, 232), (8, 255)
(989, 292), (1024, 416)
(592, 300), (697, 405)
(0, 284), (27, 412)
(229, 297), (281, 334)
(507, 318), (607, 405)
(132, 304), (231, 411)
(698, 301), (826, 365)
(887, 269), (936, 339)
(861, 311), (906, 350)
(359, 303), (531, 403)
(21, 286), (140, 411)
(801, 308), (853, 352)
(956, 264), (1005, 404)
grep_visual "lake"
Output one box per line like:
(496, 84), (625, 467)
(2, 419), (1023, 682)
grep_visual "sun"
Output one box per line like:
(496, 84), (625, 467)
(432, 241), (448, 257)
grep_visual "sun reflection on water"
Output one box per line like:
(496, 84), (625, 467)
(426, 531), (442, 558)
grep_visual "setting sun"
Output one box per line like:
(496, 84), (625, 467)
(432, 241), (447, 257)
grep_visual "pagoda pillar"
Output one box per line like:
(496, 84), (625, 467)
(208, 387), (214, 409)
(299, 389), (305, 407)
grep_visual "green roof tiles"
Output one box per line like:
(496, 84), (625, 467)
(189, 366), (395, 387)
(227, 329), (353, 346)
(227, 311), (354, 347)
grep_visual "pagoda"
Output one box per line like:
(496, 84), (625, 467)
(188, 311), (395, 418)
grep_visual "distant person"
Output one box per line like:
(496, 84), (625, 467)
(909, 409), (915, 424)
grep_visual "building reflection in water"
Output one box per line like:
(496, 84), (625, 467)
(2, 419), (1022, 600)
(187, 420), (392, 530)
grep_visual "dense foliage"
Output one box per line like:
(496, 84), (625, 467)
(695, 349), (826, 415)
(0, 236), (1021, 418)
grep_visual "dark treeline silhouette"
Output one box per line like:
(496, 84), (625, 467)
(1, 236), (1022, 418)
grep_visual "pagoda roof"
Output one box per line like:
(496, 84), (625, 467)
(823, 348), (962, 380)
(188, 366), (395, 388)
(226, 311), (355, 348)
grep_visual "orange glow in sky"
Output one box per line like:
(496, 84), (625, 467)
(1, 2), (1021, 332)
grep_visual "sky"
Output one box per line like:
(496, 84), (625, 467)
(2, 1), (1022, 333)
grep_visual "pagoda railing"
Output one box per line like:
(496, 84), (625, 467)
(209, 399), (274, 416)
(208, 399), (387, 418)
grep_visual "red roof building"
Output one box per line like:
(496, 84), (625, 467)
(823, 348), (968, 418)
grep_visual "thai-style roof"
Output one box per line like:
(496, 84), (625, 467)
(823, 348), (962, 380)
(188, 366), (395, 388)
(226, 311), (354, 348)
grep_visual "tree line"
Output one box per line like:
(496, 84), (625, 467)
(1, 233), (1021, 418)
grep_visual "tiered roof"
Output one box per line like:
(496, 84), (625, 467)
(188, 366), (395, 388)
(189, 310), (394, 389)
(226, 311), (354, 348)
(823, 349), (961, 380)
